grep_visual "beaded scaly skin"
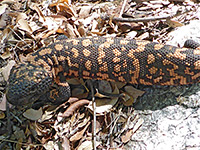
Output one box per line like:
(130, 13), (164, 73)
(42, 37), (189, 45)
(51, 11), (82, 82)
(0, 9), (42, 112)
(6, 37), (200, 106)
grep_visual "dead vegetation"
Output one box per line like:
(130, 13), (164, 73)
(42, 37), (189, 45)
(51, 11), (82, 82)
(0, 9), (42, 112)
(0, 0), (200, 149)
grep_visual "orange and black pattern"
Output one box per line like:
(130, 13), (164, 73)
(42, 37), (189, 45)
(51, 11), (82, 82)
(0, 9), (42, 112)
(6, 37), (200, 105)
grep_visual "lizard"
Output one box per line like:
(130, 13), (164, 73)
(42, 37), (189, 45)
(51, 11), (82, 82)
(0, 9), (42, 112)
(6, 37), (200, 106)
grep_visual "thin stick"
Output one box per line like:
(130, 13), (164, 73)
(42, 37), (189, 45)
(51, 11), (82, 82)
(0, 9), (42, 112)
(90, 80), (96, 150)
(102, 9), (188, 23)
(119, 0), (128, 18)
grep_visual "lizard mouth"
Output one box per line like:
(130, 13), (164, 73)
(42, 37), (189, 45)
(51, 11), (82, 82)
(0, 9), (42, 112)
(6, 89), (42, 106)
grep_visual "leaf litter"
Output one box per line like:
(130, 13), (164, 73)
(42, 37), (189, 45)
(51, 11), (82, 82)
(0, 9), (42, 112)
(0, 0), (200, 149)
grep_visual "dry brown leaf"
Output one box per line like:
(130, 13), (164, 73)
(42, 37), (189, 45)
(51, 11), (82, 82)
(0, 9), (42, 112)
(69, 120), (90, 142)
(124, 86), (145, 99)
(23, 108), (43, 121)
(122, 86), (145, 106)
(42, 28), (58, 39)
(95, 80), (115, 98)
(166, 19), (184, 27)
(0, 110), (5, 119)
(78, 112), (85, 120)
(0, 94), (7, 111)
(77, 140), (100, 150)
(62, 99), (90, 117)
(72, 87), (85, 97)
(110, 82), (126, 89)
(77, 117), (90, 128)
(0, 10), (10, 28)
(0, 4), (7, 15)
(122, 94), (134, 106)
(67, 97), (79, 104)
(17, 19), (33, 34)
(78, 24), (87, 37)
(49, 0), (76, 18)
(62, 136), (71, 150)
(32, 122), (46, 137)
(121, 129), (133, 143)
(67, 78), (82, 85)
(88, 84), (119, 114)
(16, 137), (23, 150)
(121, 115), (143, 143)
(130, 116), (144, 133)
(39, 109), (55, 122)
(0, 25), (14, 42)
(70, 110), (77, 123)
(98, 80), (112, 94)
(15, 12), (28, 22)
(78, 5), (92, 18)
(126, 31), (137, 39)
(1, 49), (11, 59)
(2, 60), (15, 81)
(118, 22), (132, 33)
(44, 141), (58, 150)
(137, 32), (149, 40)
(1, 0), (15, 4)
(65, 23), (77, 38)
(30, 4), (45, 23)
(24, 125), (31, 137)
(27, 21), (41, 33)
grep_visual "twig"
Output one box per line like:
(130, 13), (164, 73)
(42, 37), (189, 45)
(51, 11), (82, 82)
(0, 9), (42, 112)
(102, 9), (189, 23)
(0, 101), (12, 149)
(119, 0), (128, 18)
(8, 27), (31, 48)
(102, 15), (173, 22)
(89, 80), (96, 150)
(0, 139), (43, 147)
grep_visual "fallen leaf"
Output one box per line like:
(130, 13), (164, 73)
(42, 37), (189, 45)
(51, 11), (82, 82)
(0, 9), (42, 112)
(0, 110), (5, 119)
(122, 85), (145, 106)
(166, 19), (184, 27)
(98, 80), (112, 94)
(77, 116), (90, 128)
(16, 137), (23, 150)
(118, 22), (132, 32)
(88, 84), (119, 114)
(71, 87), (85, 97)
(69, 120), (90, 142)
(0, 94), (7, 111)
(16, 12), (28, 22)
(121, 129), (133, 143)
(1, 60), (16, 81)
(39, 109), (54, 122)
(67, 97), (80, 104)
(30, 4), (45, 23)
(62, 99), (90, 117)
(67, 78), (82, 85)
(111, 81), (126, 89)
(49, 0), (76, 18)
(44, 141), (59, 150)
(23, 108), (43, 121)
(17, 19), (33, 33)
(78, 5), (92, 18)
(77, 140), (98, 150)
(0, 4), (7, 15)
(62, 136), (71, 150)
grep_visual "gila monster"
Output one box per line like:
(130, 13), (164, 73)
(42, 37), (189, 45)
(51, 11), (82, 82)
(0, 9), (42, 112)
(6, 37), (200, 106)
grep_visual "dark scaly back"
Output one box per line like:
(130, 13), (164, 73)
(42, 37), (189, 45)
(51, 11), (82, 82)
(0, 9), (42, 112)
(7, 37), (200, 105)
(25, 37), (200, 85)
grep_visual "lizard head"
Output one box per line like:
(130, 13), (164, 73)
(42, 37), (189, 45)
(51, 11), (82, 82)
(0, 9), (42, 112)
(6, 63), (52, 106)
